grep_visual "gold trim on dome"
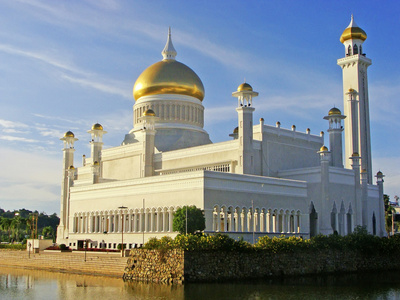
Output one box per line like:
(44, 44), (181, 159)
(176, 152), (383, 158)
(143, 109), (156, 117)
(340, 27), (367, 43)
(64, 131), (74, 138)
(328, 107), (341, 116)
(237, 82), (253, 92)
(91, 123), (103, 130)
(320, 145), (328, 152)
(133, 60), (205, 101)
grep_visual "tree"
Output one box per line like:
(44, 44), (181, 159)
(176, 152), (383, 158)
(384, 194), (396, 234)
(173, 205), (205, 235)
(0, 217), (12, 242)
(42, 226), (55, 242)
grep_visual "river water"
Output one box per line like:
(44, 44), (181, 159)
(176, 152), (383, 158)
(1, 267), (400, 299)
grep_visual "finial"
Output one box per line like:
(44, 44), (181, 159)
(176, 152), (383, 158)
(162, 27), (177, 60)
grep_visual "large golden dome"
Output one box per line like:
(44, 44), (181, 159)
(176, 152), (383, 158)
(133, 59), (204, 101)
(133, 28), (204, 101)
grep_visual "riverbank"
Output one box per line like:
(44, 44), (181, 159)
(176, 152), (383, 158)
(124, 248), (400, 283)
(0, 249), (127, 278)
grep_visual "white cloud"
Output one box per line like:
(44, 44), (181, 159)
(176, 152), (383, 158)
(0, 119), (28, 128)
(0, 135), (38, 143)
(61, 75), (130, 99)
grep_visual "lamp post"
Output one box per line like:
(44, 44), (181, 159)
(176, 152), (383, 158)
(118, 206), (127, 257)
(28, 242), (31, 258)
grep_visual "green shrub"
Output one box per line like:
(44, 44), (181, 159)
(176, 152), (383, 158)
(142, 230), (400, 255)
(59, 243), (67, 250)
(0, 243), (25, 250)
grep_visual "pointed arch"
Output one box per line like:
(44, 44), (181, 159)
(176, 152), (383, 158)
(353, 44), (359, 55)
(309, 202), (318, 237)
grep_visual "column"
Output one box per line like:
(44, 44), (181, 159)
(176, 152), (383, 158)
(169, 208), (174, 232)
(163, 210), (167, 232)
(144, 210), (149, 232)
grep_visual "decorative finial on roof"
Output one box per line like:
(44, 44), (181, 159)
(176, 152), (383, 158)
(162, 27), (177, 60)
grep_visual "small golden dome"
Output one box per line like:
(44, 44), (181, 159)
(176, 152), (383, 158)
(329, 107), (342, 116)
(352, 152), (360, 157)
(237, 82), (253, 92)
(92, 123), (103, 130)
(320, 145), (328, 152)
(233, 127), (238, 134)
(93, 161), (99, 165)
(64, 131), (74, 138)
(143, 109), (156, 117)
(340, 16), (367, 43)
(377, 171), (383, 176)
(69, 165), (75, 170)
(133, 60), (205, 101)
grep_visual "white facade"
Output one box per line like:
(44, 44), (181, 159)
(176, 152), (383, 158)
(57, 19), (386, 250)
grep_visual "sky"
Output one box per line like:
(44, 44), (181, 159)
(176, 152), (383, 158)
(0, 0), (399, 215)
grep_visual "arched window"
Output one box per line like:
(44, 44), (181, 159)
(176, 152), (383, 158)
(372, 213), (376, 235)
(353, 44), (359, 55)
(347, 45), (352, 56)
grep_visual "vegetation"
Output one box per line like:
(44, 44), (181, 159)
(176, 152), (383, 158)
(0, 208), (59, 243)
(143, 226), (400, 255)
(172, 205), (205, 235)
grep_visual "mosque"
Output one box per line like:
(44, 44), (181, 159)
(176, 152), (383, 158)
(56, 17), (386, 250)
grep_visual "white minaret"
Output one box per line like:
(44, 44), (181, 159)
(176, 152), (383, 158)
(232, 82), (258, 175)
(88, 123), (106, 164)
(57, 131), (78, 242)
(337, 16), (373, 183)
(324, 107), (346, 168)
(140, 109), (158, 177)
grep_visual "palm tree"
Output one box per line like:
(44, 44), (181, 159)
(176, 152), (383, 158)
(42, 226), (55, 242)
(0, 217), (12, 242)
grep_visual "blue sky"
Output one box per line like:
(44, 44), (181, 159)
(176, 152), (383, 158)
(0, 0), (399, 214)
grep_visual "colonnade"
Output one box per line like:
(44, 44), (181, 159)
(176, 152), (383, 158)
(134, 102), (204, 127)
(72, 207), (176, 234)
(212, 205), (301, 234)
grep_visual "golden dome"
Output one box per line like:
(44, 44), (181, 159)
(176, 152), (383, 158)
(352, 152), (360, 157)
(320, 145), (328, 152)
(69, 165), (75, 170)
(329, 107), (342, 116)
(237, 82), (253, 92)
(340, 16), (367, 43)
(133, 59), (205, 101)
(233, 127), (238, 134)
(143, 109), (156, 117)
(92, 123), (103, 130)
(64, 131), (74, 138)
(377, 171), (383, 176)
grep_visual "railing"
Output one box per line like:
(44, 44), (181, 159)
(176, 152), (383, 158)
(158, 162), (232, 175)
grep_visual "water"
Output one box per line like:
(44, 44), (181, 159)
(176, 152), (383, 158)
(1, 267), (400, 300)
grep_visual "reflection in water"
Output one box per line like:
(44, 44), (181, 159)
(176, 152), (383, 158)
(1, 267), (400, 299)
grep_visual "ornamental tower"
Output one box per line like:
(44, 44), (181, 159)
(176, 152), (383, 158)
(324, 107), (346, 168)
(337, 16), (373, 183)
(232, 82), (258, 175)
(57, 131), (78, 240)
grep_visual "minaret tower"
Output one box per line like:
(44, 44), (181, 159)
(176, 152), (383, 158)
(337, 15), (373, 183)
(232, 82), (258, 175)
(324, 107), (346, 167)
(57, 131), (78, 241)
(140, 109), (158, 177)
(88, 123), (106, 164)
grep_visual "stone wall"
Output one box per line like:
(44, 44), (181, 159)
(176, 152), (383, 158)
(0, 249), (127, 278)
(124, 249), (400, 283)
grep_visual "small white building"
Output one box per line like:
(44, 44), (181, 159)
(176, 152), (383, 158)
(57, 18), (386, 250)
